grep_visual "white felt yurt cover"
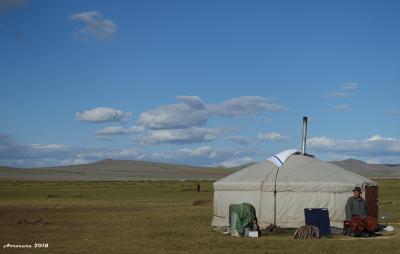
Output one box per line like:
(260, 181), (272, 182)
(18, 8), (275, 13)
(212, 150), (377, 229)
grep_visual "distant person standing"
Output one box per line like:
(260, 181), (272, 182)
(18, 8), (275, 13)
(196, 183), (200, 192)
(345, 187), (377, 236)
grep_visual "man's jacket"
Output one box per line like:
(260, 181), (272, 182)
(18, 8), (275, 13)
(345, 196), (368, 220)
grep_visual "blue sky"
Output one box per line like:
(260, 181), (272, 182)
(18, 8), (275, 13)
(1, 0), (399, 167)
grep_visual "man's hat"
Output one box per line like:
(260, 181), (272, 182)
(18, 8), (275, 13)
(352, 186), (362, 192)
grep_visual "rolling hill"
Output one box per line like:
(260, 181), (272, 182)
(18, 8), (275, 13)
(0, 159), (238, 181)
(331, 159), (400, 178)
(0, 158), (399, 181)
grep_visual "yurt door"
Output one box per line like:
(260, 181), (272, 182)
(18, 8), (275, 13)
(365, 186), (378, 219)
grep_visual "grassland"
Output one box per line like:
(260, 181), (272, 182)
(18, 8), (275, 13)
(0, 180), (399, 254)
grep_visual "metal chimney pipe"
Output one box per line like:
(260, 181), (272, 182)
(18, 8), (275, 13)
(301, 116), (308, 154)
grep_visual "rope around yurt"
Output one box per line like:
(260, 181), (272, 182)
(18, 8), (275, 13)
(293, 225), (320, 239)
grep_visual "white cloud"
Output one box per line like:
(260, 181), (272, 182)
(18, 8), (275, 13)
(0, 145), (140, 168)
(59, 158), (90, 166)
(307, 136), (334, 147)
(176, 95), (206, 109)
(258, 132), (289, 142)
(221, 157), (254, 168)
(334, 104), (351, 111)
(365, 158), (381, 164)
(308, 135), (400, 156)
(145, 146), (261, 167)
(84, 148), (140, 159)
(365, 156), (400, 164)
(366, 135), (396, 142)
(0, 134), (77, 163)
(30, 144), (70, 151)
(324, 92), (354, 98)
(135, 127), (222, 145)
(68, 11), (116, 41)
(305, 135), (400, 164)
(136, 151), (175, 161)
(95, 125), (144, 135)
(137, 96), (209, 129)
(225, 136), (250, 145)
(95, 126), (125, 135)
(341, 82), (358, 90)
(210, 96), (287, 116)
(137, 96), (286, 130)
(324, 82), (358, 98)
(328, 154), (352, 161)
(137, 146), (247, 167)
(0, 0), (28, 15)
(76, 107), (131, 123)
(177, 146), (217, 158)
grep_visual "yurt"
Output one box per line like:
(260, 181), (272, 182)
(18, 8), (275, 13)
(212, 118), (378, 229)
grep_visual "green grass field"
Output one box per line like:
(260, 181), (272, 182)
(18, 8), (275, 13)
(0, 180), (399, 254)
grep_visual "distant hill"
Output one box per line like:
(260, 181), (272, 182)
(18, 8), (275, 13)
(1, 158), (399, 181)
(330, 159), (400, 178)
(0, 159), (239, 181)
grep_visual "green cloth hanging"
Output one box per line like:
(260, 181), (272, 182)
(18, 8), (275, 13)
(229, 203), (257, 235)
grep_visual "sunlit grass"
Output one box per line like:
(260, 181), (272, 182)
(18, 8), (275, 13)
(0, 180), (398, 254)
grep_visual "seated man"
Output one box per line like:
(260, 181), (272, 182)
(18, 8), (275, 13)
(344, 187), (377, 236)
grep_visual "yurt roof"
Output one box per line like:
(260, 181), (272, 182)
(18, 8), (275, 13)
(214, 152), (376, 193)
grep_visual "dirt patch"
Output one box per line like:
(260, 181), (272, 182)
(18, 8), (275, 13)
(192, 199), (212, 207)
(16, 218), (50, 226)
(47, 194), (84, 198)
(47, 194), (62, 198)
(260, 224), (295, 236)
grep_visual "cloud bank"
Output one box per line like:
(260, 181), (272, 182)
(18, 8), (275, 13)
(308, 135), (400, 156)
(0, 133), (262, 168)
(308, 135), (400, 163)
(137, 96), (287, 130)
